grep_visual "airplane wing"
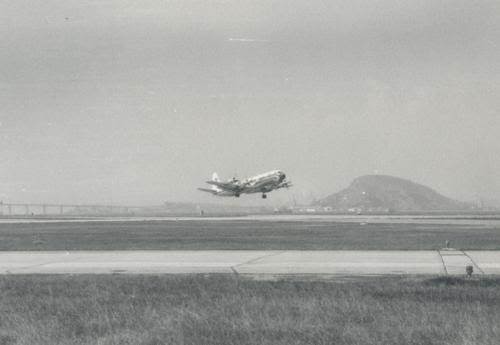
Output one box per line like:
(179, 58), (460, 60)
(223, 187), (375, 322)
(205, 180), (241, 191)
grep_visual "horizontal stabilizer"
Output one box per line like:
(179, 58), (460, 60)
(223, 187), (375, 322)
(198, 188), (217, 194)
(205, 180), (240, 191)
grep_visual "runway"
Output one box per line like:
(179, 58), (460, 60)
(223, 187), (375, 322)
(2, 214), (500, 226)
(1, 250), (499, 276)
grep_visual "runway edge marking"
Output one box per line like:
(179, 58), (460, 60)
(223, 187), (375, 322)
(462, 251), (485, 275)
(231, 251), (286, 275)
(437, 250), (449, 275)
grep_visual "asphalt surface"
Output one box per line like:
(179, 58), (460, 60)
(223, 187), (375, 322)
(1, 250), (498, 276)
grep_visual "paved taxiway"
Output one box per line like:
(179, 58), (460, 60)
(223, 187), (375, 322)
(1, 250), (498, 275)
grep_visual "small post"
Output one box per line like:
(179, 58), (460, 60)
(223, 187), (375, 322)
(466, 265), (473, 278)
(445, 240), (450, 249)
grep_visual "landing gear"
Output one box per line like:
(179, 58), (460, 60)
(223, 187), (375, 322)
(235, 193), (240, 198)
(262, 194), (267, 199)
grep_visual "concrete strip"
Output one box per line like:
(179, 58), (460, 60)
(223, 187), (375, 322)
(0, 251), (269, 274)
(0, 250), (496, 276)
(1, 214), (500, 226)
(235, 251), (444, 275)
(465, 251), (500, 274)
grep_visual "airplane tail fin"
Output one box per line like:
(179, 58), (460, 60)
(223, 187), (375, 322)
(212, 172), (220, 182)
(211, 173), (220, 191)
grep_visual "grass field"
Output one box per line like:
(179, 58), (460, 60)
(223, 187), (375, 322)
(0, 274), (498, 345)
(1, 218), (500, 250)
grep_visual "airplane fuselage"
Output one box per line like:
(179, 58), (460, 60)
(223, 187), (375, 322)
(240, 170), (286, 194)
(199, 170), (291, 198)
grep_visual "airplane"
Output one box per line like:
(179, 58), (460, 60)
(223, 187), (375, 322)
(198, 170), (292, 199)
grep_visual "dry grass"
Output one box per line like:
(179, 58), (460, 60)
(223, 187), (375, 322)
(0, 274), (499, 345)
(1, 219), (500, 250)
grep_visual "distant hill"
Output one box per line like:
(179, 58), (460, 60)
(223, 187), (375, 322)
(314, 175), (472, 212)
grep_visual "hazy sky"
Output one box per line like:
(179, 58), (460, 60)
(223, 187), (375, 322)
(1, 0), (499, 205)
